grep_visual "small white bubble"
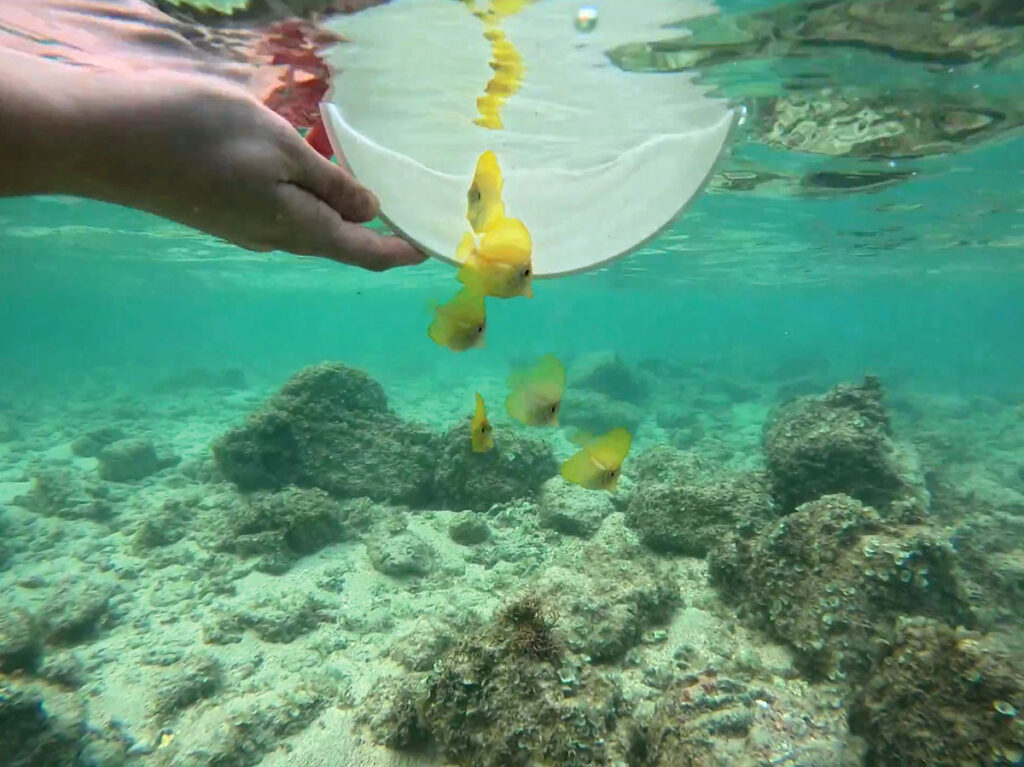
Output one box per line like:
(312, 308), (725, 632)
(737, 104), (748, 126)
(888, 160), (896, 168)
(575, 6), (598, 33)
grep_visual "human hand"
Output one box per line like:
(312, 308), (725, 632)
(0, 38), (425, 272)
(71, 69), (426, 270)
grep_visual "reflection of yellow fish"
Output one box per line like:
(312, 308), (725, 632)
(474, 95), (504, 130)
(471, 392), (495, 453)
(457, 218), (533, 299)
(490, 0), (532, 17)
(473, 24), (525, 129)
(427, 287), (487, 352)
(467, 150), (506, 233)
(506, 355), (565, 426)
(560, 428), (633, 493)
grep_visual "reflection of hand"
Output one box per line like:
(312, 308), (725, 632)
(1, 51), (426, 271)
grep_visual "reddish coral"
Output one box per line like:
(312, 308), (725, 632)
(254, 18), (341, 155)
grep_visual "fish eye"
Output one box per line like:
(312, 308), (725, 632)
(477, 325), (485, 333)
(522, 267), (531, 277)
(550, 404), (557, 413)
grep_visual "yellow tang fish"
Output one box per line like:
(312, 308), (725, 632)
(457, 217), (533, 299)
(560, 427), (633, 493)
(471, 392), (495, 453)
(427, 287), (487, 352)
(467, 150), (506, 233)
(506, 354), (565, 426)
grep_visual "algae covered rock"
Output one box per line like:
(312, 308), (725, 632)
(133, 496), (193, 550)
(532, 544), (680, 662)
(538, 476), (616, 538)
(98, 438), (178, 482)
(42, 579), (119, 645)
(202, 486), (354, 573)
(204, 591), (332, 644)
(13, 469), (113, 521)
(560, 389), (646, 437)
(0, 680), (82, 767)
(367, 592), (627, 766)
(709, 493), (973, 684)
(948, 512), (1024, 629)
(635, 671), (861, 766)
(70, 426), (125, 458)
(146, 684), (328, 766)
(0, 609), (42, 672)
(626, 447), (778, 556)
(447, 512), (490, 545)
(149, 654), (222, 717)
(433, 418), (557, 512)
(762, 376), (915, 511)
(572, 351), (650, 402)
(849, 617), (1024, 767)
(366, 529), (437, 577)
(212, 362), (438, 505)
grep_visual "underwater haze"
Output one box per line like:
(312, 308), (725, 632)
(2, 1), (1024, 766)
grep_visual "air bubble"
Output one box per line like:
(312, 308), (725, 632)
(575, 6), (598, 33)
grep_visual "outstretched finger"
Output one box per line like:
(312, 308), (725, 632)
(275, 182), (425, 270)
(326, 223), (427, 271)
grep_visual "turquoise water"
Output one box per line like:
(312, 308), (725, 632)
(3, 155), (1023, 397)
(2, 1), (1024, 766)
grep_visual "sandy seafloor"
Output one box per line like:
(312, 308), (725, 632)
(1, 353), (1023, 766)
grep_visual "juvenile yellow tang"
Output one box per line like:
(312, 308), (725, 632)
(560, 427), (633, 493)
(471, 392), (495, 453)
(457, 217), (533, 298)
(506, 354), (565, 426)
(427, 287), (487, 352)
(467, 150), (506, 233)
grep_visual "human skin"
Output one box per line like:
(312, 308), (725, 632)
(0, 6), (425, 272)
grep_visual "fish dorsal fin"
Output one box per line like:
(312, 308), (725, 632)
(583, 427), (632, 470)
(474, 391), (487, 420)
(507, 354), (565, 395)
(477, 217), (532, 265)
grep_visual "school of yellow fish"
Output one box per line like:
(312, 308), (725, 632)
(426, 0), (631, 492)
(428, 150), (632, 493)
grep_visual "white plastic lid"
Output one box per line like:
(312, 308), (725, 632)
(321, 0), (736, 277)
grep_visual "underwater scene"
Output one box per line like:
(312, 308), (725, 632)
(2, 0), (1024, 765)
